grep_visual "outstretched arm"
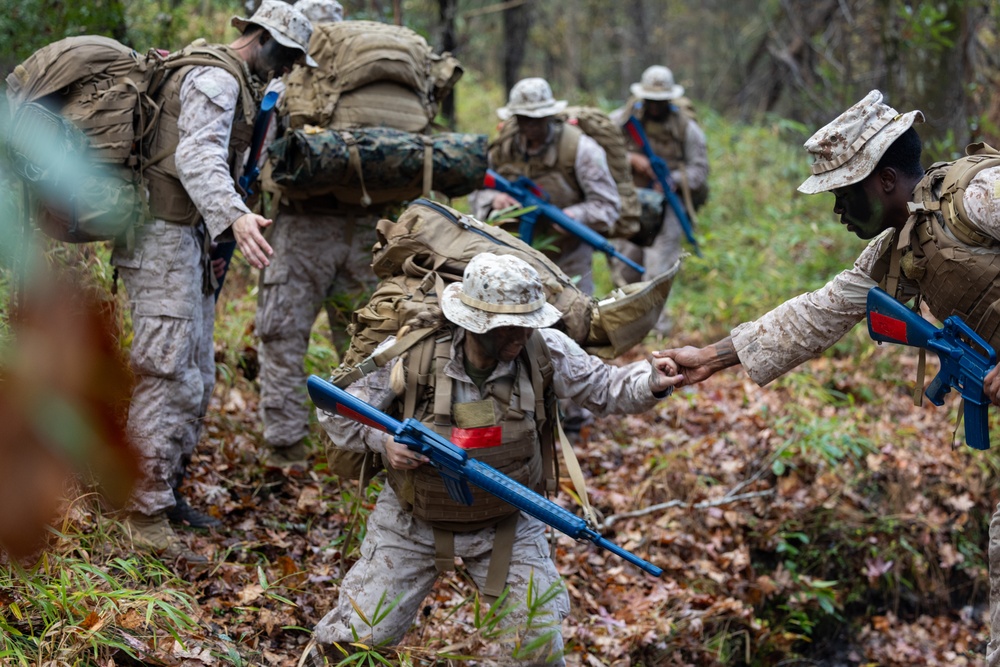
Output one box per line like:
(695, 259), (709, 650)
(653, 336), (740, 387)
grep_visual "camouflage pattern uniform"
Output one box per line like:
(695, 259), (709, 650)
(469, 78), (620, 296)
(313, 326), (667, 664)
(256, 204), (380, 454)
(112, 65), (257, 515)
(609, 66), (710, 293)
(709, 91), (1000, 663)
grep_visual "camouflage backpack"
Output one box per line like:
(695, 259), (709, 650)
(5, 36), (257, 244)
(268, 20), (475, 204)
(334, 198), (678, 384)
(282, 20), (462, 133)
(494, 106), (642, 241)
(328, 198), (676, 483)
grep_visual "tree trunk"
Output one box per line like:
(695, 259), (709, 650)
(437, 0), (458, 129)
(503, 1), (531, 95)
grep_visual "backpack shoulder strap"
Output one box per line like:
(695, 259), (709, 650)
(939, 143), (1000, 247)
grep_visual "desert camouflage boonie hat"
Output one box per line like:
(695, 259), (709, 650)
(293, 0), (343, 24)
(798, 90), (924, 195)
(232, 0), (318, 67)
(630, 65), (684, 101)
(497, 78), (568, 121)
(440, 253), (562, 334)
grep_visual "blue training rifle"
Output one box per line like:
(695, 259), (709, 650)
(866, 286), (995, 450)
(307, 374), (663, 576)
(624, 115), (701, 257)
(483, 169), (645, 276)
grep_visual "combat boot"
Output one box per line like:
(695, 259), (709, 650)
(264, 439), (310, 474)
(166, 490), (221, 529)
(124, 511), (208, 564)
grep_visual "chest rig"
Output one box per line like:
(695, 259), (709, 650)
(873, 143), (1000, 352)
(144, 41), (262, 226)
(489, 120), (586, 256)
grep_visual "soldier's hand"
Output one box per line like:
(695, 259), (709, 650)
(232, 213), (273, 269)
(385, 439), (428, 470)
(986, 365), (1000, 406)
(653, 341), (736, 387)
(648, 354), (683, 396)
(628, 152), (654, 181)
(492, 193), (520, 211)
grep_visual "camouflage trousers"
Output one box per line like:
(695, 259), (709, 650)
(256, 208), (380, 449)
(313, 485), (570, 665)
(112, 221), (215, 515)
(987, 505), (1000, 665)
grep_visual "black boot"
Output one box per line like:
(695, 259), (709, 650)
(166, 489), (221, 529)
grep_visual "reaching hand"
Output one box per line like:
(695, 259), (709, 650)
(653, 336), (740, 387)
(232, 213), (273, 269)
(986, 365), (1000, 406)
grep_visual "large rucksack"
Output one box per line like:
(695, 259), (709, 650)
(5, 36), (256, 244)
(333, 198), (678, 386)
(5, 36), (160, 243)
(494, 107), (642, 241)
(268, 20), (476, 205)
(282, 20), (461, 132)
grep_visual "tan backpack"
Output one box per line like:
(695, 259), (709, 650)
(334, 198), (678, 386)
(282, 20), (462, 133)
(495, 107), (642, 241)
(5, 36), (258, 243)
(5, 36), (160, 243)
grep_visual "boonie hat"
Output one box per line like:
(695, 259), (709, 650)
(293, 0), (343, 24)
(440, 253), (562, 334)
(630, 65), (684, 101)
(232, 0), (318, 67)
(798, 89), (924, 194)
(497, 78), (568, 121)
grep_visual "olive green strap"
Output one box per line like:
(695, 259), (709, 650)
(483, 513), (519, 603)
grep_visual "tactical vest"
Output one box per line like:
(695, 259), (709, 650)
(382, 329), (556, 533)
(873, 143), (1000, 351)
(144, 41), (261, 226)
(623, 96), (708, 211)
(489, 120), (585, 254)
(625, 97), (688, 172)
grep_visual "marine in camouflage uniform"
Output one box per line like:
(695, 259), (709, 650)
(610, 65), (709, 330)
(257, 0), (387, 471)
(112, 0), (315, 562)
(469, 77), (621, 297)
(311, 253), (681, 665)
(657, 90), (1000, 663)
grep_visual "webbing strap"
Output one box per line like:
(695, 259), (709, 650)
(341, 131), (372, 207)
(482, 513), (519, 603)
(557, 412), (600, 528)
(421, 135), (434, 197)
(432, 334), (453, 426)
(432, 527), (455, 573)
(679, 168), (698, 227)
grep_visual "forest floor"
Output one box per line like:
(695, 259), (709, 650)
(15, 323), (992, 667)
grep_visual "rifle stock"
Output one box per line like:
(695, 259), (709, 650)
(624, 115), (701, 257)
(484, 169), (645, 276)
(307, 374), (663, 576)
(866, 287), (995, 450)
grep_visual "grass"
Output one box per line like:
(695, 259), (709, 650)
(0, 497), (197, 666)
